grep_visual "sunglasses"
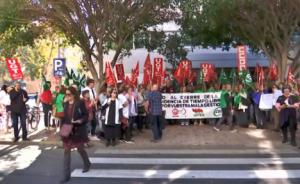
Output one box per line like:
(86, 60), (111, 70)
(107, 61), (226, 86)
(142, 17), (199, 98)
(112, 91), (117, 94)
(65, 93), (72, 96)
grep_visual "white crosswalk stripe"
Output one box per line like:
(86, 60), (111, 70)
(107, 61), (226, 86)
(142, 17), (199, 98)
(88, 157), (300, 165)
(72, 169), (300, 179)
(71, 149), (300, 181)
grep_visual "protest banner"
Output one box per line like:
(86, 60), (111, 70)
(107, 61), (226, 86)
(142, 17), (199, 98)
(115, 63), (125, 81)
(6, 58), (23, 80)
(259, 94), (273, 110)
(162, 92), (222, 119)
(237, 45), (248, 72)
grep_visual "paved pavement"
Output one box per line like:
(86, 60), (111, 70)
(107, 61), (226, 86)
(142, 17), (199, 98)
(1, 123), (300, 183)
(0, 144), (300, 184)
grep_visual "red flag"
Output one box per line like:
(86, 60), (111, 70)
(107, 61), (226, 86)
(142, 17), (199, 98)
(125, 76), (131, 86)
(268, 63), (278, 81)
(115, 63), (125, 81)
(237, 45), (248, 72)
(105, 62), (116, 86)
(173, 62), (184, 85)
(130, 62), (139, 87)
(6, 58), (24, 80)
(188, 70), (197, 83)
(153, 58), (163, 85)
(180, 59), (192, 79)
(201, 63), (215, 82)
(143, 54), (152, 85)
(133, 62), (139, 76)
(255, 63), (261, 80)
(161, 70), (168, 85)
(287, 67), (295, 85)
(258, 67), (265, 86)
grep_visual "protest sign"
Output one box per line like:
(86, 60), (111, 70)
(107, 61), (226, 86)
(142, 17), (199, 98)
(162, 92), (222, 119)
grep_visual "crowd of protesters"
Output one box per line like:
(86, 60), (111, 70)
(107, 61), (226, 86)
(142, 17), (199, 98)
(1, 77), (300, 149)
(1, 77), (300, 183)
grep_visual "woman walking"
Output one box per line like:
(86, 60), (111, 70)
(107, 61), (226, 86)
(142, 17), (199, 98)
(60, 87), (91, 183)
(102, 88), (123, 147)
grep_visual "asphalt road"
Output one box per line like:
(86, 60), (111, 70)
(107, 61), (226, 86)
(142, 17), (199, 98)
(1, 143), (300, 184)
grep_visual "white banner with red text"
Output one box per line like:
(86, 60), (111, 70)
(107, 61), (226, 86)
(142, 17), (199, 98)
(162, 92), (222, 119)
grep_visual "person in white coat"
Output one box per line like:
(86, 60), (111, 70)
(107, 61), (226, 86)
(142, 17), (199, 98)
(102, 88), (123, 147)
(0, 85), (11, 132)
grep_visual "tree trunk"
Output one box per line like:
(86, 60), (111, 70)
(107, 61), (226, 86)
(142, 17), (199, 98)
(279, 51), (289, 83)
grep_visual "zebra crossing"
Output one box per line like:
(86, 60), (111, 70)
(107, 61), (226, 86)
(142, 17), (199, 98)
(70, 148), (300, 183)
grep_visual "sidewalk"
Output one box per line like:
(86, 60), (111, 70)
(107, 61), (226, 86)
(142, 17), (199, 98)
(0, 123), (298, 151)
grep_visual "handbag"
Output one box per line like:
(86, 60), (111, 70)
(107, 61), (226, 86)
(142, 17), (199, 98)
(59, 124), (73, 138)
(55, 112), (65, 118)
(59, 102), (76, 138)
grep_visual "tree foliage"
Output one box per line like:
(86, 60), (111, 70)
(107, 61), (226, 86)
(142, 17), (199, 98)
(179, 0), (300, 81)
(31, 0), (177, 84)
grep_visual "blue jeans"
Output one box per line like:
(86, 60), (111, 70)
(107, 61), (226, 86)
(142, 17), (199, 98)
(254, 105), (266, 128)
(12, 111), (27, 139)
(150, 114), (163, 140)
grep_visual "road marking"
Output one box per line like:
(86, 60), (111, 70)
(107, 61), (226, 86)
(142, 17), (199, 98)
(94, 149), (299, 154)
(72, 169), (300, 179)
(89, 157), (300, 165)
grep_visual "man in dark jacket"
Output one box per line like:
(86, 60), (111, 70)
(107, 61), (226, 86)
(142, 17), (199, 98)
(9, 82), (29, 142)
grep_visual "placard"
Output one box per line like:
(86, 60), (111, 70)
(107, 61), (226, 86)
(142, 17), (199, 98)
(259, 94), (273, 110)
(162, 92), (222, 119)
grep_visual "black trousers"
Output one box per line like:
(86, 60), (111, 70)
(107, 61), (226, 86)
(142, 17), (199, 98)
(137, 115), (146, 131)
(11, 111), (27, 139)
(120, 118), (131, 141)
(90, 115), (97, 136)
(42, 103), (52, 127)
(63, 145), (90, 180)
(282, 120), (297, 144)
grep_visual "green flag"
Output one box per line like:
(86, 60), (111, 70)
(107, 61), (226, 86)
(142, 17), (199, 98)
(239, 70), (253, 88)
(229, 69), (237, 87)
(198, 69), (204, 85)
(219, 68), (228, 84)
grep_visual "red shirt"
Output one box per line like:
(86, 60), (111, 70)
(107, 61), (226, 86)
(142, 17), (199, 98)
(40, 90), (53, 104)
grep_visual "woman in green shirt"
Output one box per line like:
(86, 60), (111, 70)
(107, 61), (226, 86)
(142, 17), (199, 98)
(53, 86), (66, 127)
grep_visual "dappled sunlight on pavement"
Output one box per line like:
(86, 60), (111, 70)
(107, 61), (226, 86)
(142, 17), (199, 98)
(0, 145), (41, 177)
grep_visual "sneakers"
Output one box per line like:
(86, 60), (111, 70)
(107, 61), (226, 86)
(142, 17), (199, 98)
(13, 137), (20, 142)
(124, 140), (135, 144)
(23, 138), (30, 141)
(89, 136), (99, 141)
(213, 127), (220, 132)
(230, 129), (238, 133)
(151, 139), (159, 143)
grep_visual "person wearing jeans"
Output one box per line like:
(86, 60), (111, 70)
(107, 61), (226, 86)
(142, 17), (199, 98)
(9, 82), (29, 142)
(146, 84), (163, 143)
(251, 84), (266, 129)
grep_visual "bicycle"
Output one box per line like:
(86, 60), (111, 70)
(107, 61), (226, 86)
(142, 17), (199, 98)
(26, 105), (41, 130)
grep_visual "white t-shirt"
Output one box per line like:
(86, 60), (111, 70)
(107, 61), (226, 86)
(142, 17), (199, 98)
(118, 93), (129, 118)
(273, 89), (283, 106)
(127, 93), (138, 117)
(0, 90), (10, 106)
